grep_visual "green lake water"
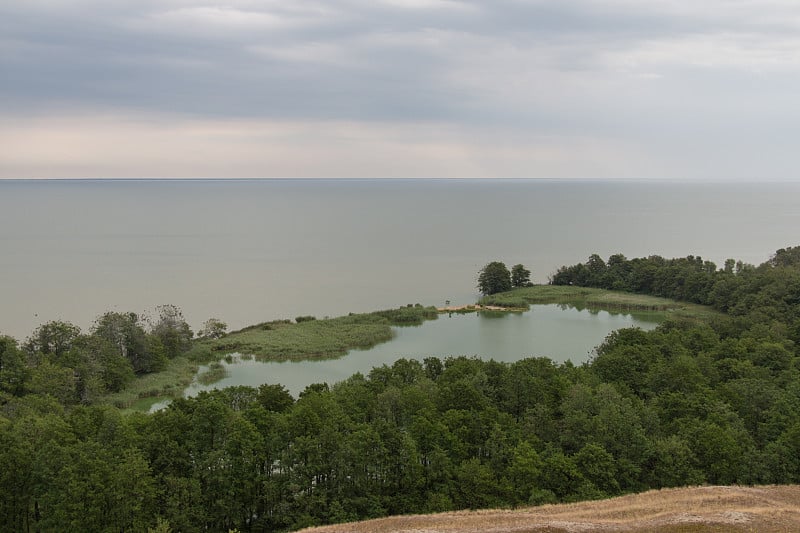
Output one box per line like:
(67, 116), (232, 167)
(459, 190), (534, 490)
(154, 304), (661, 408)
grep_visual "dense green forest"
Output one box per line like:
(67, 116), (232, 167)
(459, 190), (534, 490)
(2, 248), (800, 531)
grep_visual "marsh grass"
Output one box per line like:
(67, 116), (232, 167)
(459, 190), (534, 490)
(128, 396), (168, 412)
(481, 285), (718, 319)
(101, 356), (198, 410)
(448, 305), (478, 314)
(112, 305), (438, 412)
(477, 295), (530, 309)
(197, 361), (228, 385)
(194, 305), (439, 362)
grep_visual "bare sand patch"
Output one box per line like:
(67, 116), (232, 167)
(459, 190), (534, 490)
(298, 485), (800, 533)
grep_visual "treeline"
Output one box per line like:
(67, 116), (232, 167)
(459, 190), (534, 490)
(0, 304), (439, 410)
(0, 305), (194, 406)
(551, 247), (800, 322)
(1, 248), (800, 531)
(2, 336), (799, 531)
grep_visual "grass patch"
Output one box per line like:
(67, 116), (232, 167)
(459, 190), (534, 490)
(480, 285), (719, 319)
(100, 356), (198, 411)
(128, 396), (171, 413)
(195, 305), (439, 362)
(197, 361), (228, 385)
(447, 305), (478, 314)
(477, 295), (531, 309)
(372, 304), (439, 326)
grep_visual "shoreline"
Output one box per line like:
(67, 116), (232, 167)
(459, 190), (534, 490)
(107, 287), (712, 412)
(436, 304), (527, 313)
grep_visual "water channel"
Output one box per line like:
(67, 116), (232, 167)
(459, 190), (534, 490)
(151, 304), (662, 410)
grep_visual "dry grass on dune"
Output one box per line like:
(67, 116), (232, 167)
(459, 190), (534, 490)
(297, 485), (800, 533)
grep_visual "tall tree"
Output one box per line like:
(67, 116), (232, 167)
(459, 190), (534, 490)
(0, 336), (28, 397)
(198, 318), (227, 339)
(511, 264), (532, 288)
(93, 312), (166, 374)
(477, 262), (512, 295)
(150, 305), (193, 358)
(24, 321), (81, 363)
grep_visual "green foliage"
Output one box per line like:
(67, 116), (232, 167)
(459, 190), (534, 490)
(197, 361), (228, 385)
(372, 304), (438, 325)
(200, 306), (437, 361)
(478, 295), (530, 309)
(149, 305), (193, 358)
(552, 253), (720, 303)
(197, 317), (228, 339)
(25, 360), (77, 404)
(247, 386), (289, 416)
(477, 261), (512, 295)
(4, 247), (800, 530)
(0, 336), (28, 397)
(477, 285), (709, 318)
(94, 312), (167, 374)
(452, 458), (504, 509)
(770, 246), (800, 268)
(148, 517), (173, 533)
(1, 325), (799, 531)
(24, 320), (82, 362)
(99, 356), (198, 410)
(511, 264), (532, 288)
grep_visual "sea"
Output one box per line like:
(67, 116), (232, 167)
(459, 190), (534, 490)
(1, 178), (798, 342)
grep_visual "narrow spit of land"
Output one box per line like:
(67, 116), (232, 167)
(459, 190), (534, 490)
(478, 285), (717, 316)
(443, 285), (717, 315)
(298, 485), (800, 533)
(437, 304), (526, 312)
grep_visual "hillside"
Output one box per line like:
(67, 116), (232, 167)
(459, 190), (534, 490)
(299, 485), (800, 533)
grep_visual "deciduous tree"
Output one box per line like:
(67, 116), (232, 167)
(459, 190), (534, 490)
(150, 305), (193, 358)
(511, 264), (532, 288)
(198, 318), (228, 339)
(477, 261), (512, 295)
(93, 312), (166, 374)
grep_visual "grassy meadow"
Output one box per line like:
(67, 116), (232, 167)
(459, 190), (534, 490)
(102, 355), (199, 412)
(195, 304), (439, 362)
(480, 285), (719, 319)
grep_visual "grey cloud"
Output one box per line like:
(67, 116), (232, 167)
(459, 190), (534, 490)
(2, 0), (800, 138)
(1, 1), (473, 120)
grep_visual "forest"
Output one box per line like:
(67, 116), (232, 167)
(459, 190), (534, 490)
(2, 247), (800, 531)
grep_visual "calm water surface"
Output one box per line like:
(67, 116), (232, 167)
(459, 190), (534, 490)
(154, 304), (660, 406)
(1, 179), (798, 341)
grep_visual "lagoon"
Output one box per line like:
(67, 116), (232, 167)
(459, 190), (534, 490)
(162, 303), (661, 404)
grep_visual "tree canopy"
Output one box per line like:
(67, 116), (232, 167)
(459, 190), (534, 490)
(3, 249), (800, 530)
(477, 261), (512, 295)
(511, 264), (532, 288)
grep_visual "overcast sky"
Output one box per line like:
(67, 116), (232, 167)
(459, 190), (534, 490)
(2, 0), (799, 179)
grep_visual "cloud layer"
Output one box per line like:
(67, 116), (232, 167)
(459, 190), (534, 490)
(2, 0), (799, 178)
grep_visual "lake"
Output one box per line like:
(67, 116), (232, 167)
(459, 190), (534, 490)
(158, 304), (661, 404)
(1, 178), (798, 342)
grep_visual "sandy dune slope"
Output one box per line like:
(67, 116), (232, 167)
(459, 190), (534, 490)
(298, 485), (800, 533)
